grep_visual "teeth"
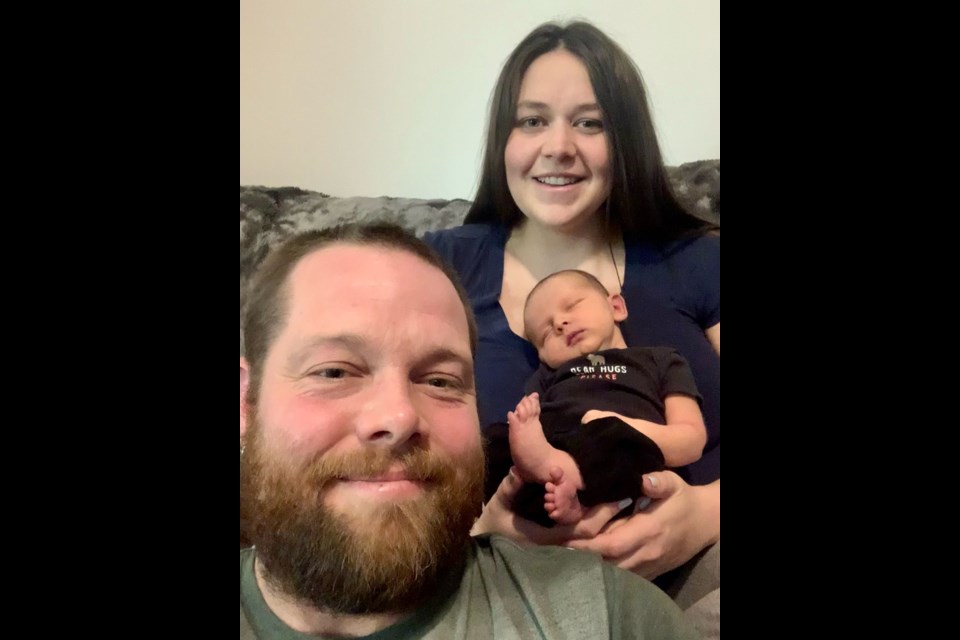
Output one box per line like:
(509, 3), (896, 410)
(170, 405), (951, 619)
(537, 176), (580, 186)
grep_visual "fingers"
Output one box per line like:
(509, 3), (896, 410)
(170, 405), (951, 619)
(473, 467), (549, 540)
(562, 503), (677, 579)
(503, 466), (524, 497)
(641, 470), (681, 500)
(567, 503), (654, 551)
(488, 466), (523, 510)
(567, 515), (655, 564)
(555, 497), (631, 540)
(562, 514), (674, 579)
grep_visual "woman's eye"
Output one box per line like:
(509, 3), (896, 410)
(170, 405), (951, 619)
(575, 119), (603, 131)
(518, 116), (543, 128)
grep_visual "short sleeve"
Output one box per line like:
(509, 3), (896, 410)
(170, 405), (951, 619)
(655, 348), (702, 404)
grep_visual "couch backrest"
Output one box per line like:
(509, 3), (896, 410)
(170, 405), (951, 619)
(240, 159), (719, 356)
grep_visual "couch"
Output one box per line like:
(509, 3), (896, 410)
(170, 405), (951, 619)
(240, 159), (719, 355)
(239, 161), (721, 624)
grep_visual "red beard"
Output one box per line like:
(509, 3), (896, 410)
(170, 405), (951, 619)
(240, 414), (485, 614)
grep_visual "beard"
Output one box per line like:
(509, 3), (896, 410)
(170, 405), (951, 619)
(239, 413), (485, 615)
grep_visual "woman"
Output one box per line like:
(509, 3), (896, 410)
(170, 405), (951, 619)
(423, 20), (719, 611)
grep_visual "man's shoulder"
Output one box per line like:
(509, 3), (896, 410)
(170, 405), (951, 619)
(480, 534), (694, 593)
(239, 548), (257, 640)
(473, 534), (609, 583)
(471, 535), (696, 638)
(240, 547), (253, 572)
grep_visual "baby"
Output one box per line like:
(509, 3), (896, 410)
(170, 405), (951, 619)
(492, 269), (707, 526)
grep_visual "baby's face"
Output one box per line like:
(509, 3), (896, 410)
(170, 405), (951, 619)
(524, 273), (627, 368)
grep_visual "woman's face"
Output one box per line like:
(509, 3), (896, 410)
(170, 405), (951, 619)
(504, 49), (611, 234)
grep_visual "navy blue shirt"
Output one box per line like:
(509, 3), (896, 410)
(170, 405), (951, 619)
(424, 224), (720, 485)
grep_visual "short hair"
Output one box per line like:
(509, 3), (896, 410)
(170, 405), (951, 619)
(522, 269), (611, 342)
(465, 20), (716, 242)
(242, 223), (477, 404)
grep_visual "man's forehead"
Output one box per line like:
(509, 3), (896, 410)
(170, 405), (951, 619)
(291, 244), (436, 288)
(296, 242), (400, 272)
(287, 244), (464, 318)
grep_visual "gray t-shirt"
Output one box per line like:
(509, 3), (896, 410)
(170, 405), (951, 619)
(240, 534), (698, 639)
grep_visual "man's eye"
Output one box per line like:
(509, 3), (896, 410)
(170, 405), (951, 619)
(310, 368), (347, 379)
(423, 376), (469, 397)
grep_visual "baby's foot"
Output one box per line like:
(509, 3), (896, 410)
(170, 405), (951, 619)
(509, 392), (541, 425)
(544, 466), (587, 524)
(507, 393), (553, 483)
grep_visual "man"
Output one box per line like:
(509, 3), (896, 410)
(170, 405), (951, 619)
(239, 223), (698, 639)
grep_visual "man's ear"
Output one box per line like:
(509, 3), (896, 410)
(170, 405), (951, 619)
(240, 357), (251, 440)
(609, 293), (628, 322)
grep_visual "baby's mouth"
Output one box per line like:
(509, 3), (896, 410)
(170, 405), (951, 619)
(566, 329), (584, 347)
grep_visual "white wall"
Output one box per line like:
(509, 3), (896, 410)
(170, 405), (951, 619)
(240, 0), (719, 200)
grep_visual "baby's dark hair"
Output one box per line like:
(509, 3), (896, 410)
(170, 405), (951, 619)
(523, 270), (611, 342)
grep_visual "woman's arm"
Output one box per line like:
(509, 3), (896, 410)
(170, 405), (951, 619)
(564, 321), (719, 578)
(706, 322), (720, 356)
(567, 472), (720, 579)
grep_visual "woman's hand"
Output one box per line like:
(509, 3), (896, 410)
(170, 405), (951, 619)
(566, 471), (720, 579)
(472, 466), (631, 545)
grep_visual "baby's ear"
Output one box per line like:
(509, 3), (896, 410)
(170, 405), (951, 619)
(609, 293), (628, 322)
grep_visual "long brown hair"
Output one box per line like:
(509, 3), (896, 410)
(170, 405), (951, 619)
(465, 21), (715, 242)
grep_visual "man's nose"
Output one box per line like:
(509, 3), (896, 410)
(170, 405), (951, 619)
(355, 371), (423, 447)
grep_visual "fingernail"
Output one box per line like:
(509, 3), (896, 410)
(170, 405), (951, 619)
(645, 475), (658, 488)
(636, 496), (652, 511)
(617, 498), (633, 511)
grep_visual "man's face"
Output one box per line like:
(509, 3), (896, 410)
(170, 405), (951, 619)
(240, 244), (484, 614)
